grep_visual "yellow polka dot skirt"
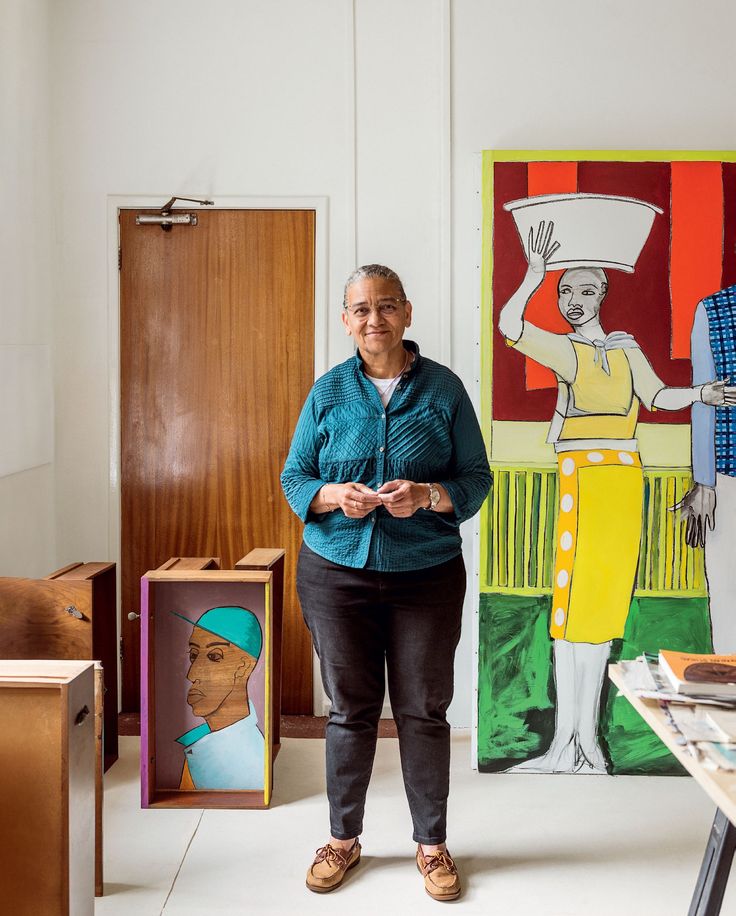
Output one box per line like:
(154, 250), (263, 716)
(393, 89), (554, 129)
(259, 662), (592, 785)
(551, 449), (644, 644)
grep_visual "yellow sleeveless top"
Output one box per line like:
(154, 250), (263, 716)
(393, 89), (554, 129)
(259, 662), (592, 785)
(558, 343), (639, 441)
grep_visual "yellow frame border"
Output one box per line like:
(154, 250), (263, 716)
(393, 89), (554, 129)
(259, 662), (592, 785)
(479, 149), (736, 591)
(263, 579), (272, 806)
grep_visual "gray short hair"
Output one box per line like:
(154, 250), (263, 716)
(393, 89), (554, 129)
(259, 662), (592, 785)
(343, 264), (406, 308)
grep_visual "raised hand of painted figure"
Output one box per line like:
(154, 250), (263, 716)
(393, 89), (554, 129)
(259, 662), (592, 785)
(675, 483), (717, 548)
(701, 379), (736, 406)
(526, 220), (561, 279)
(499, 220), (561, 342)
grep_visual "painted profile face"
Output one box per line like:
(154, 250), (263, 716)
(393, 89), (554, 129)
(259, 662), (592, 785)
(341, 276), (413, 359)
(185, 625), (257, 718)
(557, 268), (608, 328)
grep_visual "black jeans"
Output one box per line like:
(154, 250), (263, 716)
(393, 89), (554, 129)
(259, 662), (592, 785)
(296, 543), (466, 845)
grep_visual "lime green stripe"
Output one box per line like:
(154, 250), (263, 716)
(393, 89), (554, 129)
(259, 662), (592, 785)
(507, 474), (517, 585)
(522, 472), (533, 587)
(480, 152), (494, 442)
(483, 150), (736, 164)
(543, 473), (557, 588)
(646, 476), (657, 591)
(514, 473), (526, 586)
(528, 474), (541, 588)
(479, 147), (494, 586)
(497, 473), (508, 588)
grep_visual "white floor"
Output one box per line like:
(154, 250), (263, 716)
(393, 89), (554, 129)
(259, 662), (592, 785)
(96, 733), (736, 916)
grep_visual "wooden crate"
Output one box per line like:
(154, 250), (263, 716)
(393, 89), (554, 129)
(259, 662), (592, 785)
(0, 562), (118, 768)
(141, 560), (278, 808)
(0, 660), (96, 916)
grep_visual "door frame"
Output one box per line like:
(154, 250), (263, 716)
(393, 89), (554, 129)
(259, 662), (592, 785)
(106, 194), (329, 713)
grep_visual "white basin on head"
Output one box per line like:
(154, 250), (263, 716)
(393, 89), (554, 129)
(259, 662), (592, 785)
(503, 192), (664, 273)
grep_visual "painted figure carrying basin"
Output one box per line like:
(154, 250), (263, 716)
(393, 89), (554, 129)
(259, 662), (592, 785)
(498, 196), (736, 774)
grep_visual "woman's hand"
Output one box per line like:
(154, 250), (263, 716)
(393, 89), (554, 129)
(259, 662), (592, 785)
(326, 482), (382, 518)
(375, 480), (429, 517)
(526, 219), (560, 278)
(701, 379), (736, 406)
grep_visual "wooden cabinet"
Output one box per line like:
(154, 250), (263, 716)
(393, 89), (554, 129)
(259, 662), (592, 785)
(141, 553), (284, 809)
(0, 661), (96, 916)
(0, 562), (118, 768)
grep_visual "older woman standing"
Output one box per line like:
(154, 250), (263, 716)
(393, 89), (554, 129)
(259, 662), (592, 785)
(281, 264), (490, 901)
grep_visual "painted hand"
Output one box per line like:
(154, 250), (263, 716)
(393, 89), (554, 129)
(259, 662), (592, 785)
(526, 219), (561, 277)
(673, 483), (716, 548)
(701, 379), (736, 406)
(375, 479), (427, 518)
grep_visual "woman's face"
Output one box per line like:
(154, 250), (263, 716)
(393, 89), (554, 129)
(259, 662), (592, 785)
(341, 276), (412, 359)
(557, 269), (607, 328)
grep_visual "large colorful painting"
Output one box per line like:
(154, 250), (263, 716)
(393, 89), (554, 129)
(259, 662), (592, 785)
(478, 151), (736, 776)
(141, 567), (273, 807)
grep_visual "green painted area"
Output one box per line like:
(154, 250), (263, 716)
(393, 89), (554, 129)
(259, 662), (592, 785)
(477, 593), (713, 774)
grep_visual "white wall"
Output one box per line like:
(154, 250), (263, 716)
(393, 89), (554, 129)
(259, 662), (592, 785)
(0, 0), (55, 577)
(3, 0), (729, 722)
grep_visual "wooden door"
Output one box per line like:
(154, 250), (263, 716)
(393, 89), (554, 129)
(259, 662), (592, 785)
(120, 209), (314, 713)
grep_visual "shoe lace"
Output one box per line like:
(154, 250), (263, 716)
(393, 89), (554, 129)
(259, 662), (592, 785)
(423, 851), (457, 875)
(314, 844), (349, 867)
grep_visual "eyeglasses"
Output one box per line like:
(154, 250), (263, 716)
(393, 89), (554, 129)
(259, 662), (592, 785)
(344, 298), (406, 319)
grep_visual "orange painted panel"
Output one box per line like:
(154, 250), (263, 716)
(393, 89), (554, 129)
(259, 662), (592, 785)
(671, 162), (723, 359)
(527, 161), (578, 198)
(525, 162), (578, 389)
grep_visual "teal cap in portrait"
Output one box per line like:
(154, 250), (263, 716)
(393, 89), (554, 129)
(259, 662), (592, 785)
(172, 606), (263, 659)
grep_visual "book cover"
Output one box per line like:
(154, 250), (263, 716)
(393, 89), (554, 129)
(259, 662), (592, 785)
(659, 650), (736, 698)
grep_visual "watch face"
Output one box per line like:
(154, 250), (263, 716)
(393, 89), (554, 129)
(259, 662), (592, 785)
(429, 485), (440, 509)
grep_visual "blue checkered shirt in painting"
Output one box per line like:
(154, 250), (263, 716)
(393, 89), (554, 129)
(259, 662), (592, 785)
(703, 286), (736, 477)
(280, 341), (491, 571)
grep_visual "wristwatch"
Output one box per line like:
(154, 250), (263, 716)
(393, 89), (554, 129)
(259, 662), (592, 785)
(427, 483), (441, 511)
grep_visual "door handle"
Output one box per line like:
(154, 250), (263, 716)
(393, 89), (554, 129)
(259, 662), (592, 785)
(75, 705), (90, 726)
(127, 612), (141, 621)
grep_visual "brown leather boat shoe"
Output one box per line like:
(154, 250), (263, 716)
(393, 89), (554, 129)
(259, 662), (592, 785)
(306, 839), (361, 893)
(416, 845), (461, 901)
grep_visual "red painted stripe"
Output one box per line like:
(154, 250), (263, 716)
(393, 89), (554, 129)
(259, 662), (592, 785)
(670, 162), (724, 359)
(524, 162), (578, 389)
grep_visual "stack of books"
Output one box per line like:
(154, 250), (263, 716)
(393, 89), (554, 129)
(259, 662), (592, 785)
(657, 650), (736, 770)
(658, 650), (736, 702)
(614, 651), (736, 770)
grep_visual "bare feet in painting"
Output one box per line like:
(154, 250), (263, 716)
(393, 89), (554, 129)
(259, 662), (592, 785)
(506, 736), (608, 774)
(574, 741), (608, 775)
(505, 736), (577, 773)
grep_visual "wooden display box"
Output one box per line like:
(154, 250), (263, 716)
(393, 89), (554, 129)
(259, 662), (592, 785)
(0, 562), (118, 769)
(141, 552), (283, 809)
(0, 660), (96, 916)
